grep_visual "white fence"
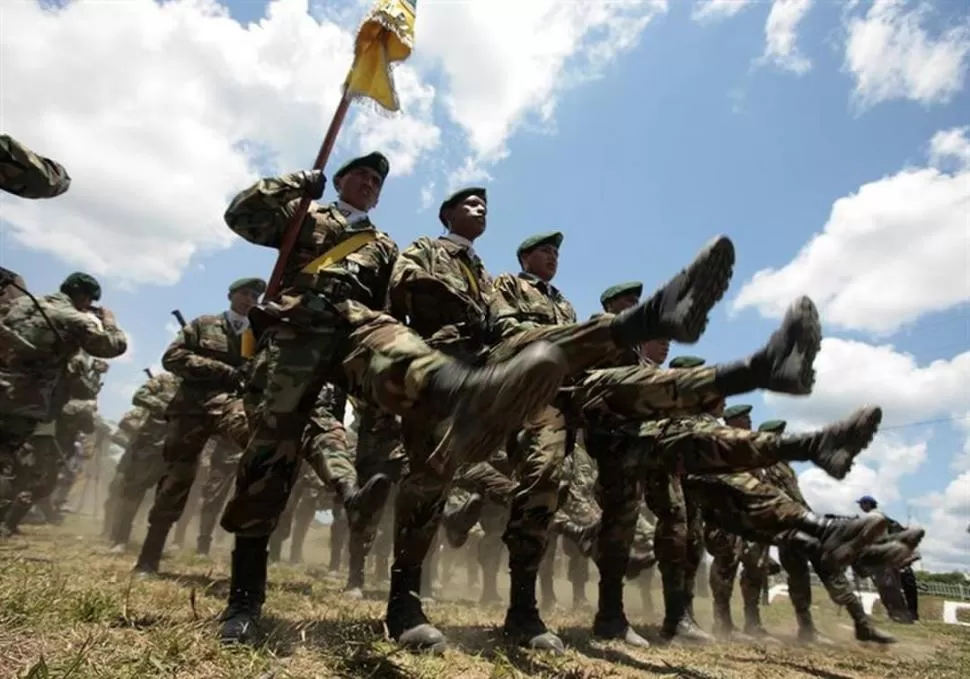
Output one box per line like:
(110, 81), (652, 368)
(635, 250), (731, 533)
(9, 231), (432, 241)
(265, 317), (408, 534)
(768, 573), (970, 602)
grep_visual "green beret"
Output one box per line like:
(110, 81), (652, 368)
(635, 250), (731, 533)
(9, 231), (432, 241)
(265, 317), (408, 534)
(600, 281), (643, 309)
(669, 356), (706, 369)
(517, 231), (563, 258)
(723, 404), (753, 420)
(228, 277), (267, 295)
(439, 186), (486, 227)
(333, 151), (390, 183)
(60, 272), (101, 301)
(758, 419), (787, 434)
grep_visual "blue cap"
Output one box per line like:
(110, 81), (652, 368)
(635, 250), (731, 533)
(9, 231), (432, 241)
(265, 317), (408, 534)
(857, 495), (877, 506)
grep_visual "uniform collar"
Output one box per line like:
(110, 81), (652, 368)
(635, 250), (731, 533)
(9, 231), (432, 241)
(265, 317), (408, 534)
(441, 232), (478, 259)
(333, 200), (369, 225)
(225, 309), (249, 335)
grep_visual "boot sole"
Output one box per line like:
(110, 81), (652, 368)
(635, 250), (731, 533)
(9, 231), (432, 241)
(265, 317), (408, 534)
(665, 235), (736, 344)
(772, 296), (822, 395)
(430, 343), (567, 474)
(826, 513), (888, 569)
(445, 494), (484, 548)
(841, 406), (883, 455)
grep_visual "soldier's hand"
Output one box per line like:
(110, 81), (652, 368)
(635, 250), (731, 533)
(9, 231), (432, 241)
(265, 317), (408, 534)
(94, 306), (117, 326)
(300, 170), (327, 200)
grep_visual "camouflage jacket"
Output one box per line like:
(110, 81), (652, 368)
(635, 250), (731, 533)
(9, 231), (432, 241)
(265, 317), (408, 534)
(488, 272), (576, 342)
(389, 236), (491, 359)
(224, 172), (398, 321)
(0, 134), (71, 199)
(0, 292), (127, 419)
(132, 372), (180, 420)
(162, 314), (241, 416)
(112, 405), (150, 447)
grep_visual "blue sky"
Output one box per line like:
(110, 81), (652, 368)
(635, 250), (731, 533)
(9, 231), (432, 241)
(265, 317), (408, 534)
(2, 0), (968, 569)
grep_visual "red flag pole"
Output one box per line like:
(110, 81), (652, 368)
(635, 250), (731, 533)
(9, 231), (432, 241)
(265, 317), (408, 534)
(263, 90), (352, 301)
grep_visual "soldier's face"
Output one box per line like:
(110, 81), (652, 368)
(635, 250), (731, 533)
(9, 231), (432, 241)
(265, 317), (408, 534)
(860, 501), (876, 512)
(71, 292), (94, 311)
(337, 167), (383, 211)
(522, 244), (559, 282)
(639, 339), (670, 364)
(606, 293), (639, 313)
(726, 414), (752, 430)
(448, 195), (487, 240)
(229, 288), (260, 315)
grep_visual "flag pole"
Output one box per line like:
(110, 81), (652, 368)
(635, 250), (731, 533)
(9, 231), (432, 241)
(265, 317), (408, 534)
(263, 90), (352, 301)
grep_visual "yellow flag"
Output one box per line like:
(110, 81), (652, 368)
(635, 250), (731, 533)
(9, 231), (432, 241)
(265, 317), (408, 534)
(344, 0), (417, 112)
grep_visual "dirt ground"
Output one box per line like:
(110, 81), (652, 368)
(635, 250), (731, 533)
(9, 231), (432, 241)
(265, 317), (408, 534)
(1, 515), (968, 679)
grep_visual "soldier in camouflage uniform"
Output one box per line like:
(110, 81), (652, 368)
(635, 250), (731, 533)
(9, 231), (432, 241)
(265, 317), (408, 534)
(131, 277), (263, 575)
(0, 353), (106, 534)
(219, 164), (733, 648)
(194, 436), (244, 555)
(383, 182), (738, 653)
(102, 405), (151, 537)
(109, 370), (181, 551)
(0, 133), (71, 199)
(0, 273), (127, 522)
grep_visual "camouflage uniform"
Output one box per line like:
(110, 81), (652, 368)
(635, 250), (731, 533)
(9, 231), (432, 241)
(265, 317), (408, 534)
(102, 406), (150, 536)
(547, 446), (599, 609)
(195, 437), (244, 554)
(0, 289), (126, 508)
(110, 372), (180, 549)
(0, 134), (71, 199)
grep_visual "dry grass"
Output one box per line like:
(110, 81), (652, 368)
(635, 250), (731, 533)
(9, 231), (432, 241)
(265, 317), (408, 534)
(1, 516), (968, 679)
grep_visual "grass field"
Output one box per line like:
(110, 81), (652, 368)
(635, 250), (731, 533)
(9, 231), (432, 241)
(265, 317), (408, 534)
(1, 515), (968, 679)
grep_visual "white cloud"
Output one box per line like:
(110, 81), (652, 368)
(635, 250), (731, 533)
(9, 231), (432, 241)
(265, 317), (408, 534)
(447, 157), (494, 193)
(692, 0), (754, 23)
(731, 127), (970, 335)
(765, 338), (970, 430)
(844, 0), (970, 109)
(419, 181), (436, 211)
(415, 0), (668, 164)
(913, 471), (970, 572)
(930, 125), (970, 169)
(759, 0), (814, 75)
(0, 0), (440, 287)
(799, 434), (927, 512)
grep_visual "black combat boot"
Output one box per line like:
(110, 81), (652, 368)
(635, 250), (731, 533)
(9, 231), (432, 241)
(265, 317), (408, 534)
(342, 473), (392, 534)
(219, 536), (269, 645)
(328, 516), (346, 572)
(443, 493), (484, 548)
(427, 343), (568, 474)
(794, 607), (834, 644)
(133, 522), (171, 577)
(611, 236), (735, 345)
(344, 538), (367, 600)
(0, 499), (32, 537)
(592, 572), (650, 648)
(777, 407), (884, 480)
(267, 530), (283, 563)
(503, 569), (565, 654)
(659, 569), (715, 644)
(794, 512), (887, 569)
(386, 565), (446, 652)
(846, 598), (896, 644)
(742, 591), (772, 639)
(854, 539), (916, 573)
(714, 296), (821, 398)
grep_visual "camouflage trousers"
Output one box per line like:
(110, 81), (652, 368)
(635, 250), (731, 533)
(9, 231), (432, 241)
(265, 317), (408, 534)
(642, 469), (704, 599)
(0, 428), (62, 513)
(195, 438), (243, 552)
(345, 404), (404, 589)
(455, 459), (516, 506)
(269, 461), (323, 563)
(110, 433), (167, 545)
(220, 305), (446, 537)
(148, 399), (240, 528)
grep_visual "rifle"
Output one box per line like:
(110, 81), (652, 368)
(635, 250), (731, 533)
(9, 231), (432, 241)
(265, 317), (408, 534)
(171, 309), (188, 329)
(143, 368), (154, 379)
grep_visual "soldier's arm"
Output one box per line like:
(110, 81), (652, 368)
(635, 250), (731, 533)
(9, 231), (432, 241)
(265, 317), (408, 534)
(0, 134), (71, 199)
(388, 239), (446, 320)
(132, 375), (171, 412)
(488, 274), (533, 340)
(59, 308), (128, 359)
(223, 171), (321, 248)
(161, 319), (237, 384)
